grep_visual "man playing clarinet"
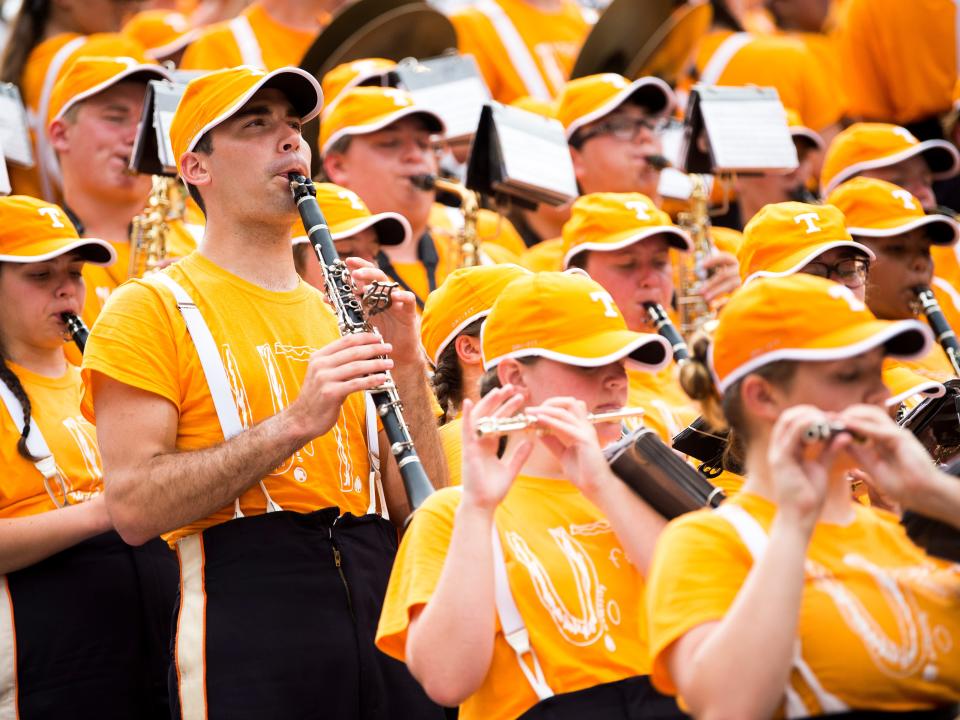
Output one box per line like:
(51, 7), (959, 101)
(79, 65), (446, 720)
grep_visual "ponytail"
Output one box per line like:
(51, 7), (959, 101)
(0, 0), (52, 85)
(678, 331), (726, 430)
(0, 358), (39, 461)
(431, 318), (483, 424)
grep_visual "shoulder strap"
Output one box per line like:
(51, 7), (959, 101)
(150, 273), (281, 516)
(228, 14), (266, 69)
(699, 32), (753, 85)
(474, 0), (552, 101)
(364, 394), (388, 519)
(714, 503), (850, 717)
(34, 35), (86, 201)
(0, 377), (68, 506)
(491, 524), (555, 700)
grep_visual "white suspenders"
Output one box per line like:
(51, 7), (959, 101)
(150, 274), (385, 518)
(474, 0), (552, 101)
(699, 32), (753, 85)
(714, 504), (850, 717)
(491, 522), (555, 700)
(228, 15), (266, 69)
(0, 378), (69, 507)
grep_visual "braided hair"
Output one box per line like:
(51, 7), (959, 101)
(0, 357), (39, 461)
(432, 318), (484, 424)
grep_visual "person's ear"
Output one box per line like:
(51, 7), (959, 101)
(454, 334), (483, 366)
(497, 358), (530, 396)
(180, 151), (211, 189)
(48, 119), (71, 155)
(739, 374), (787, 424)
(323, 151), (349, 185)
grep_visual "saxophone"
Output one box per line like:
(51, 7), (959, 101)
(129, 176), (181, 278)
(674, 173), (714, 338)
(410, 174), (481, 268)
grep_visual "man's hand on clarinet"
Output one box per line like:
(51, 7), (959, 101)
(345, 257), (422, 364)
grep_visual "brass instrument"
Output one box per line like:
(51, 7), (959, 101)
(913, 285), (960, 376)
(61, 312), (89, 354)
(410, 173), (481, 267)
(129, 176), (180, 278)
(675, 173), (714, 338)
(475, 407), (645, 438)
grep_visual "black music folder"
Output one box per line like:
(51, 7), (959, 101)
(466, 101), (578, 209)
(131, 71), (204, 176)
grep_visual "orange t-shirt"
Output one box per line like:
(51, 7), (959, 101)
(519, 236), (563, 272)
(694, 30), (842, 132)
(80, 251), (371, 545)
(79, 218), (199, 330)
(0, 362), (102, 518)
(439, 416), (464, 487)
(836, 0), (956, 124)
(450, 0), (590, 104)
(179, 1), (319, 70)
(647, 492), (960, 712)
(377, 478), (651, 720)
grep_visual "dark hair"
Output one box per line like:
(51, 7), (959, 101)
(679, 331), (798, 469)
(0, 265), (39, 461)
(0, 0), (50, 84)
(431, 318), (483, 424)
(184, 132), (213, 215)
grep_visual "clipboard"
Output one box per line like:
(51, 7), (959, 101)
(466, 102), (578, 208)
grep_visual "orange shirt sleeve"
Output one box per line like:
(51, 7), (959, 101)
(375, 487), (462, 660)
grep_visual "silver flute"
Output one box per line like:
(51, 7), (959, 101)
(475, 407), (645, 438)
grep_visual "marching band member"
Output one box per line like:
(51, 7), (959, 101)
(81, 65), (445, 718)
(0, 0), (140, 199)
(377, 270), (686, 719)
(826, 178), (960, 382)
(320, 57), (398, 113)
(0, 195), (176, 719)
(420, 263), (531, 485)
(321, 86), (525, 309)
(521, 72), (676, 271)
(179, 0), (340, 71)
(650, 272), (960, 717)
(560, 192), (700, 443)
(292, 181), (411, 285)
(448, 0), (591, 105)
(46, 52), (198, 330)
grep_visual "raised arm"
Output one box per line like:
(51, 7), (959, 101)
(405, 387), (532, 707)
(93, 332), (395, 546)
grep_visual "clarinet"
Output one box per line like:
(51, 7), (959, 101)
(914, 285), (960, 376)
(288, 174), (435, 513)
(61, 312), (89, 354)
(643, 302), (690, 363)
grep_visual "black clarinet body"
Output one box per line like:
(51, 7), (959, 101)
(643, 302), (690, 363)
(288, 174), (435, 513)
(61, 312), (89, 354)
(914, 285), (960, 376)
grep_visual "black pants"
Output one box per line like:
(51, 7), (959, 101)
(169, 508), (443, 720)
(517, 675), (687, 720)
(6, 531), (178, 719)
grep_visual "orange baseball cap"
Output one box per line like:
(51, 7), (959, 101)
(321, 58), (398, 111)
(826, 178), (959, 246)
(0, 196), (115, 265)
(48, 54), (170, 126)
(319, 86), (444, 155)
(510, 95), (557, 119)
(122, 10), (198, 59)
(561, 192), (691, 268)
(882, 365), (944, 408)
(710, 274), (931, 394)
(292, 183), (409, 246)
(421, 264), (531, 366)
(738, 201), (874, 284)
(821, 123), (960, 195)
(556, 73), (675, 140)
(481, 271), (671, 371)
(170, 66), (323, 173)
(785, 108), (824, 151)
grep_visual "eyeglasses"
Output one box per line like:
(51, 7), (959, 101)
(803, 257), (870, 287)
(574, 115), (667, 145)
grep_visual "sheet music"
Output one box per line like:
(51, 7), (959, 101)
(698, 87), (798, 172)
(495, 105), (577, 203)
(398, 54), (491, 141)
(0, 83), (34, 167)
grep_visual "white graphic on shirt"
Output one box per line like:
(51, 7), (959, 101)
(506, 523), (619, 652)
(223, 344), (254, 429)
(809, 554), (956, 681)
(60, 415), (102, 503)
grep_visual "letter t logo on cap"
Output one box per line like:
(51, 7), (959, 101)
(794, 212), (822, 234)
(891, 189), (917, 210)
(590, 290), (619, 318)
(38, 207), (65, 228)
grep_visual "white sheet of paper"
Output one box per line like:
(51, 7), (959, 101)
(0, 88), (34, 167)
(700, 93), (798, 172)
(409, 76), (489, 140)
(0, 139), (11, 195)
(497, 111), (577, 202)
